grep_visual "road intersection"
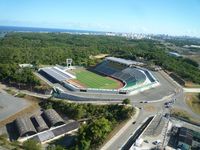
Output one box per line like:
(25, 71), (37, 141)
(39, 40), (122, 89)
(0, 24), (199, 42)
(101, 70), (200, 150)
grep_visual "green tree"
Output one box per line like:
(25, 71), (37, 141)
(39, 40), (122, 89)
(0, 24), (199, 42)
(22, 140), (41, 150)
(122, 98), (131, 105)
(47, 145), (66, 150)
(198, 93), (200, 100)
(77, 117), (112, 148)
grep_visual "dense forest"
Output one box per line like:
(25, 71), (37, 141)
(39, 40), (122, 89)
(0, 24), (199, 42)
(0, 32), (200, 84)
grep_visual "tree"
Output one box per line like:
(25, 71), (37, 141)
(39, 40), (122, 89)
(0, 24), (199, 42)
(22, 140), (41, 150)
(77, 117), (112, 149)
(47, 145), (66, 150)
(122, 98), (131, 105)
(183, 58), (199, 68)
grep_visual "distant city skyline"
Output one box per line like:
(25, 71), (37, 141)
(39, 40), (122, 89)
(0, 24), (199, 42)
(1, 0), (200, 37)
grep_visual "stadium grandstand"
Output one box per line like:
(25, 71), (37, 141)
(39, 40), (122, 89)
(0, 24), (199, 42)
(94, 57), (149, 89)
(38, 66), (76, 83)
(37, 57), (159, 97)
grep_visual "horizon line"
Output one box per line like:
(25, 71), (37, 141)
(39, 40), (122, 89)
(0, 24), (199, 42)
(0, 25), (199, 39)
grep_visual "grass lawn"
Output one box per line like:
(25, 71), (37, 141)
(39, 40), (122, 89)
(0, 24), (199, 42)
(171, 108), (200, 124)
(72, 69), (120, 89)
(185, 81), (200, 88)
(186, 94), (200, 115)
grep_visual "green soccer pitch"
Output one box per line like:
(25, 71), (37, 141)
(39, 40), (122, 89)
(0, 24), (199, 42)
(72, 69), (121, 89)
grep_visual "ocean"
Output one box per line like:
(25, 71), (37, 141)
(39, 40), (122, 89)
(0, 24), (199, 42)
(0, 26), (106, 35)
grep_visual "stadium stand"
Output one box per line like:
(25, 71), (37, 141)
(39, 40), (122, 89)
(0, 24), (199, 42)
(144, 70), (156, 82)
(38, 67), (74, 83)
(38, 57), (158, 96)
(105, 57), (144, 66)
(94, 59), (147, 88)
(94, 61), (119, 75)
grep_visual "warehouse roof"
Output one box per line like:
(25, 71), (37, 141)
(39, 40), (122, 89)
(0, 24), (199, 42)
(42, 109), (65, 127)
(31, 115), (49, 132)
(39, 66), (75, 82)
(15, 116), (37, 137)
(106, 57), (144, 66)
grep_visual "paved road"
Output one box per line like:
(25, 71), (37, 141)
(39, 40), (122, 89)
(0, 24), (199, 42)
(19, 90), (51, 99)
(173, 88), (200, 120)
(183, 88), (200, 93)
(102, 71), (183, 150)
(102, 108), (154, 150)
(101, 108), (140, 150)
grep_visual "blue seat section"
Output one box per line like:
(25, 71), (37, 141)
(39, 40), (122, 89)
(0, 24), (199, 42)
(112, 68), (146, 88)
(94, 61), (122, 75)
(94, 61), (147, 88)
(144, 70), (155, 82)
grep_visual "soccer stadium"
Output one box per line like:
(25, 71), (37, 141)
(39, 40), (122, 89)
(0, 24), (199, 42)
(38, 57), (159, 98)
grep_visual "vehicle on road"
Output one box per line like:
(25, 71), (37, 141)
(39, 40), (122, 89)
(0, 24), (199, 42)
(164, 113), (170, 118)
(153, 140), (161, 145)
(132, 121), (136, 124)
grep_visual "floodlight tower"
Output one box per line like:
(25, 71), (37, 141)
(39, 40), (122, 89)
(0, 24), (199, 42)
(66, 58), (72, 68)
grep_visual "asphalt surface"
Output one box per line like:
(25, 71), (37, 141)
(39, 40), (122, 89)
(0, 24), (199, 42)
(121, 116), (154, 150)
(128, 71), (176, 102)
(102, 71), (181, 150)
(0, 92), (30, 122)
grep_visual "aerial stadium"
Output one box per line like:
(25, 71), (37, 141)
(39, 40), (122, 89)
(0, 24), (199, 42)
(38, 57), (159, 99)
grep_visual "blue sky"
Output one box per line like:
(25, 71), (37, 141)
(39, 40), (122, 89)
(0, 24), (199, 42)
(0, 0), (200, 36)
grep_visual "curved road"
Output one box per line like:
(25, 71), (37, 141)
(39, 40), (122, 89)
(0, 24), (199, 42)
(101, 71), (200, 150)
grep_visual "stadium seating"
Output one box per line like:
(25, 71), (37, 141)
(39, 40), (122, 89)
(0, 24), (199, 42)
(144, 70), (156, 82)
(94, 61), (119, 75)
(94, 60), (147, 88)
(39, 67), (73, 83)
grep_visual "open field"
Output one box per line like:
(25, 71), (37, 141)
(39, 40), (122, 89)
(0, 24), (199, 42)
(171, 108), (200, 125)
(186, 93), (200, 115)
(0, 92), (30, 125)
(184, 81), (200, 88)
(71, 69), (123, 89)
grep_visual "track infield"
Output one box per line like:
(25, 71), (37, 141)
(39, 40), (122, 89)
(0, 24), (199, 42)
(70, 69), (123, 89)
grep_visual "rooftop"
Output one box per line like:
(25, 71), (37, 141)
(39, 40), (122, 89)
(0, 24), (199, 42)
(106, 57), (143, 66)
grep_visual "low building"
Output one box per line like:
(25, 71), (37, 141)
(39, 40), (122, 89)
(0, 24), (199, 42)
(19, 64), (33, 68)
(14, 109), (79, 143)
(42, 109), (65, 127)
(15, 116), (37, 137)
(168, 127), (200, 150)
(168, 52), (181, 57)
(31, 115), (49, 132)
